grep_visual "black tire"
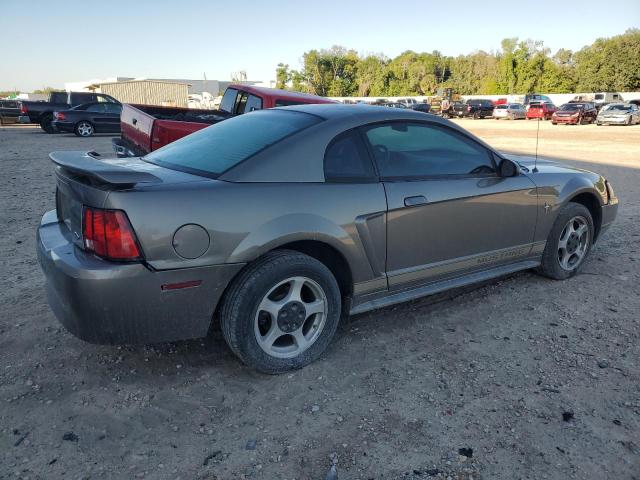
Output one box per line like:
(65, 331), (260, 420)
(551, 121), (557, 125)
(536, 202), (594, 280)
(219, 250), (342, 374)
(40, 113), (55, 134)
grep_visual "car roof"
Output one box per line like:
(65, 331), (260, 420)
(280, 103), (443, 122)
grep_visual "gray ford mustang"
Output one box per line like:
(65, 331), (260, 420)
(37, 104), (618, 373)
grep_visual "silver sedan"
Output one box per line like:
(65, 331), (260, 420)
(493, 103), (527, 120)
(596, 103), (640, 125)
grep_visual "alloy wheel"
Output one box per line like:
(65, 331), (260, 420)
(254, 276), (328, 359)
(77, 122), (93, 136)
(557, 216), (589, 271)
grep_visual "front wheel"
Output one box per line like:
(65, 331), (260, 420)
(219, 250), (342, 374)
(75, 121), (94, 137)
(536, 202), (594, 280)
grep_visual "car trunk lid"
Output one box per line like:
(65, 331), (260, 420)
(51, 151), (207, 247)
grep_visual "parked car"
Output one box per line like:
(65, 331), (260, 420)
(37, 104), (618, 373)
(451, 99), (494, 119)
(113, 85), (336, 157)
(493, 98), (508, 106)
(52, 102), (123, 136)
(18, 91), (119, 133)
(526, 102), (557, 120)
(596, 103), (640, 126)
(493, 103), (526, 120)
(411, 103), (432, 113)
(0, 100), (20, 124)
(552, 103), (597, 125)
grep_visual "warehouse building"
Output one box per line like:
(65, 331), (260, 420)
(88, 80), (190, 107)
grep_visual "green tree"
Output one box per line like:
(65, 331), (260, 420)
(275, 63), (290, 89)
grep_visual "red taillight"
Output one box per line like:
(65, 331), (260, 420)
(54, 112), (65, 120)
(20, 103), (27, 114)
(82, 207), (141, 261)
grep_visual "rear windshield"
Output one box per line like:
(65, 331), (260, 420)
(144, 110), (321, 177)
(495, 105), (508, 109)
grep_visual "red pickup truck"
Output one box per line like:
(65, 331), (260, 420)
(112, 85), (336, 157)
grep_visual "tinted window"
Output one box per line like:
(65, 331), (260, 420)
(219, 88), (238, 113)
(144, 110), (321, 177)
(104, 103), (122, 114)
(364, 122), (494, 178)
(324, 131), (376, 182)
(86, 104), (106, 112)
(275, 99), (305, 107)
(50, 92), (67, 103)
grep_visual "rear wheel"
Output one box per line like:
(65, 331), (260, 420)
(536, 202), (594, 280)
(40, 113), (55, 134)
(219, 250), (342, 374)
(75, 121), (94, 137)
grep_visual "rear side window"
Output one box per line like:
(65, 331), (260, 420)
(324, 131), (377, 183)
(364, 122), (494, 178)
(144, 110), (322, 177)
(275, 99), (305, 107)
(220, 88), (238, 113)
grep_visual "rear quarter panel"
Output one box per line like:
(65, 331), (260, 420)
(105, 182), (389, 294)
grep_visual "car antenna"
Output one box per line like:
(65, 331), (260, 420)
(533, 114), (541, 173)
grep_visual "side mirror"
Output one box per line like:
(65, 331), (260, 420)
(499, 159), (519, 177)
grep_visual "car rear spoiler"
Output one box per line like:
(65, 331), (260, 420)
(49, 151), (161, 185)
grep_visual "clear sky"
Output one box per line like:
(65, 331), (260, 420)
(2, 0), (639, 91)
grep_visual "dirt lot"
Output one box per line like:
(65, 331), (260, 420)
(1, 122), (639, 480)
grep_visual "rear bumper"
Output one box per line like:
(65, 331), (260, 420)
(18, 115), (32, 124)
(37, 210), (244, 345)
(112, 137), (145, 158)
(52, 121), (75, 133)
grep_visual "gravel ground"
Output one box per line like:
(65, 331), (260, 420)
(1, 123), (639, 480)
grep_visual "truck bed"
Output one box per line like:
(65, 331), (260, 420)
(118, 104), (230, 156)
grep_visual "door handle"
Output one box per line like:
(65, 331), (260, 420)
(132, 118), (137, 125)
(404, 195), (428, 207)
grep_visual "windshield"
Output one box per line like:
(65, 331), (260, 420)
(604, 104), (631, 111)
(560, 104), (582, 111)
(144, 109), (322, 178)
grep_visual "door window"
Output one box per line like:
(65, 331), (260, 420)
(324, 131), (377, 182)
(104, 103), (122, 114)
(244, 94), (263, 112)
(86, 104), (107, 112)
(363, 122), (495, 178)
